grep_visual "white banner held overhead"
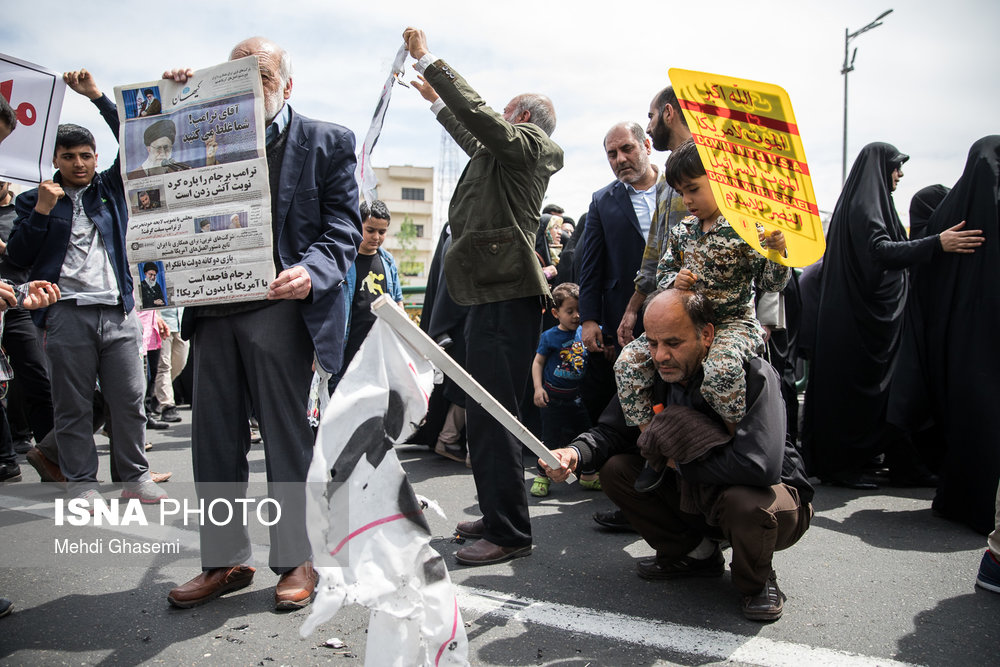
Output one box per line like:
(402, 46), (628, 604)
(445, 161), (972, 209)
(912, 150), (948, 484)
(0, 53), (65, 186)
(355, 44), (409, 204)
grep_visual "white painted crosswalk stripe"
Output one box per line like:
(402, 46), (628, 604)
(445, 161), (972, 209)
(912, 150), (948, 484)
(456, 586), (916, 667)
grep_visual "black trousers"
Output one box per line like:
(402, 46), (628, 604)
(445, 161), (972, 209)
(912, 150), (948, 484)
(2, 308), (53, 441)
(464, 296), (542, 547)
(190, 301), (315, 573)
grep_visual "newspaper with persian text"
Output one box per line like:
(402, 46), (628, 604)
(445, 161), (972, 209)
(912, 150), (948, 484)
(114, 56), (274, 309)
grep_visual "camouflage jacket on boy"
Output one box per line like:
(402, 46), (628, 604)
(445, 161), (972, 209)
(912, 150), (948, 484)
(655, 214), (790, 321)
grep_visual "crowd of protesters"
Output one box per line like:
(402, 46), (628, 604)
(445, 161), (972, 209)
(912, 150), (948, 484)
(0, 25), (997, 626)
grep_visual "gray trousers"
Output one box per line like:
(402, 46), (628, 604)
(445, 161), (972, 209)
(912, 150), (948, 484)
(43, 302), (150, 493)
(153, 331), (189, 408)
(190, 300), (315, 574)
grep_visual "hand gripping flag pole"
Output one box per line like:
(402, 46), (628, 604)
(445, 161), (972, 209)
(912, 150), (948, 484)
(372, 295), (577, 484)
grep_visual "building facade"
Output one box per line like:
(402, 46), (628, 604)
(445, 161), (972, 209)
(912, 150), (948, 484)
(373, 165), (434, 287)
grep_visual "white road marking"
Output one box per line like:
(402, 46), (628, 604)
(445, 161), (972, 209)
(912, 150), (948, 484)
(456, 586), (917, 667)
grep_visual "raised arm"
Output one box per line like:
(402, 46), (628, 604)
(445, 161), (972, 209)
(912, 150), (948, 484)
(64, 70), (119, 139)
(404, 27), (549, 168)
(411, 72), (481, 158)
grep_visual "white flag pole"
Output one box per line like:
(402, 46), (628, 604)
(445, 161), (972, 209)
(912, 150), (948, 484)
(372, 295), (577, 484)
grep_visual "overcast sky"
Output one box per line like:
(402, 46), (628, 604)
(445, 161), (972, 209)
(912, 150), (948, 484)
(3, 0), (998, 231)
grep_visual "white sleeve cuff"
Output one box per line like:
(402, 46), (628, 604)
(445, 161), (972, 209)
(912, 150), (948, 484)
(429, 99), (446, 116)
(415, 52), (437, 75)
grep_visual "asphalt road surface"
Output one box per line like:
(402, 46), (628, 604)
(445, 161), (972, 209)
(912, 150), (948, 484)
(1, 408), (996, 666)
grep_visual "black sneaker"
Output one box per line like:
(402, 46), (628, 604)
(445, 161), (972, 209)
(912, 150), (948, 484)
(0, 464), (22, 483)
(146, 415), (170, 430)
(159, 406), (182, 423)
(593, 509), (636, 533)
(636, 546), (724, 580)
(976, 550), (1000, 594)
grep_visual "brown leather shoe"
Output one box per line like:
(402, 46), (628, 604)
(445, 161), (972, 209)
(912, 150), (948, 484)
(455, 538), (531, 566)
(455, 518), (484, 539)
(742, 570), (784, 622)
(167, 565), (255, 609)
(275, 561), (318, 611)
(25, 447), (65, 484)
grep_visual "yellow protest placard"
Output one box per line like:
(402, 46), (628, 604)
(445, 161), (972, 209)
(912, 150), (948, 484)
(668, 68), (824, 267)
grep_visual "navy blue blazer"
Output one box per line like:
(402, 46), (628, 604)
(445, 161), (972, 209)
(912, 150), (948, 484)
(270, 107), (362, 373)
(176, 106), (362, 373)
(577, 179), (647, 336)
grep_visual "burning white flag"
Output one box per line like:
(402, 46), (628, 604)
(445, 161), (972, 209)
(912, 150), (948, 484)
(301, 316), (469, 666)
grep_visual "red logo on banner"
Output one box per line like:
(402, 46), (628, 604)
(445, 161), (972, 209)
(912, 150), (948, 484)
(0, 79), (38, 126)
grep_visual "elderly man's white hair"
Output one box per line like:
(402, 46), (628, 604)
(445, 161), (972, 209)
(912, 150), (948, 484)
(230, 36), (294, 88)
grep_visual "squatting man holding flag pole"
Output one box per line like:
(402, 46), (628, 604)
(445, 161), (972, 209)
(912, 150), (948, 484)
(403, 27), (563, 566)
(542, 289), (814, 621)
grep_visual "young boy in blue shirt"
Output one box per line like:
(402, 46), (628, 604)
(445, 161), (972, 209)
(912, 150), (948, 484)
(530, 283), (598, 496)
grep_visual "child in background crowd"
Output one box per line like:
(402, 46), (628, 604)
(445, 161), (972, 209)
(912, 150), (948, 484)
(530, 283), (599, 496)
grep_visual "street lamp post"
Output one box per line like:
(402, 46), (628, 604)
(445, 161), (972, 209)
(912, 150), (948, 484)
(841, 9), (893, 185)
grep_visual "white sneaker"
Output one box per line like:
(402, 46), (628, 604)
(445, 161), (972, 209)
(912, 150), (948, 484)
(70, 488), (103, 515)
(121, 480), (168, 504)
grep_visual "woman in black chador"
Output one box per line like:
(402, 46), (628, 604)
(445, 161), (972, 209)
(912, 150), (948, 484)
(885, 184), (951, 474)
(803, 142), (983, 488)
(912, 136), (999, 534)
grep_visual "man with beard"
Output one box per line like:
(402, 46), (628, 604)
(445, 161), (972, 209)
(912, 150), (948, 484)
(127, 118), (217, 178)
(594, 86), (693, 532)
(163, 36), (362, 611)
(615, 86), (694, 347)
(576, 123), (657, 420)
(137, 191), (158, 210)
(140, 262), (165, 308)
(139, 89), (161, 117)
(543, 289), (814, 621)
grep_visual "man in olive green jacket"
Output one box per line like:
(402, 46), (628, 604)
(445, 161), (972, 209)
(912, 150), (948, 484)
(405, 27), (563, 566)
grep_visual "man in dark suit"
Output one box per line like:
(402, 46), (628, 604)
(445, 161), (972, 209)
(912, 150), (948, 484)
(166, 37), (361, 611)
(577, 122), (657, 411)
